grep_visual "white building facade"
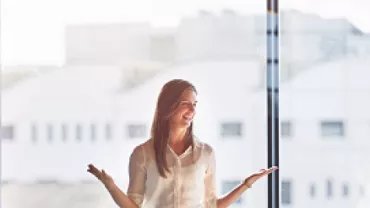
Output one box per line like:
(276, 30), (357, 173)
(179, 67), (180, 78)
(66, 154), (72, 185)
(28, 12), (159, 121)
(2, 10), (370, 208)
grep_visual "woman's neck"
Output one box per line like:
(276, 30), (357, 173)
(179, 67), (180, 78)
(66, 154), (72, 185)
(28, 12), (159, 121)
(169, 127), (187, 145)
(168, 128), (191, 156)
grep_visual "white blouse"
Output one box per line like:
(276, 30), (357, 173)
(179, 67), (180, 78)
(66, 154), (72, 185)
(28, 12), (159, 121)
(127, 138), (217, 208)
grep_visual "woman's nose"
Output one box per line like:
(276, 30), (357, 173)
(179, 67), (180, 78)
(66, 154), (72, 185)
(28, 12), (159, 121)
(189, 105), (195, 112)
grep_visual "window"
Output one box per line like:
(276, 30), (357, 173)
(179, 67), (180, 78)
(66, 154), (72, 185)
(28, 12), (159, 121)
(31, 124), (37, 142)
(360, 186), (365, 197)
(1, 180), (12, 185)
(343, 183), (349, 197)
(76, 124), (82, 141)
(47, 124), (53, 142)
(90, 124), (96, 141)
(321, 121), (344, 137)
(221, 180), (243, 204)
(281, 180), (292, 205)
(281, 121), (292, 138)
(310, 183), (316, 198)
(221, 122), (243, 137)
(1, 125), (14, 140)
(61, 124), (68, 141)
(105, 124), (112, 140)
(327, 179), (333, 199)
(127, 124), (147, 139)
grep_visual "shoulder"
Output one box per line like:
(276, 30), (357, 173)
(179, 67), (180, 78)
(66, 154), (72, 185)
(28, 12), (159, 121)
(130, 138), (153, 160)
(133, 138), (153, 150)
(194, 139), (215, 156)
(195, 140), (216, 169)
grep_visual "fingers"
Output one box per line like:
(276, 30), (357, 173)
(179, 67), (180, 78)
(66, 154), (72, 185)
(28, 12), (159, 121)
(262, 166), (278, 172)
(87, 164), (112, 181)
(258, 166), (278, 176)
(87, 164), (97, 171)
(246, 166), (279, 186)
(87, 164), (103, 179)
(87, 164), (100, 173)
(268, 166), (278, 172)
(265, 166), (278, 174)
(102, 169), (107, 177)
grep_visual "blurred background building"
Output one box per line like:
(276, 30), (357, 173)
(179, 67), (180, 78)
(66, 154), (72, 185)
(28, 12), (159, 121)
(1, 9), (370, 208)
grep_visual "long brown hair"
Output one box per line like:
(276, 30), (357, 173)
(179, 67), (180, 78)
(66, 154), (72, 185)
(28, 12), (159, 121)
(151, 79), (197, 178)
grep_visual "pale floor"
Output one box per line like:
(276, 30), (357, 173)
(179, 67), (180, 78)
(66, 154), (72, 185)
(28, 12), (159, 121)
(1, 183), (117, 208)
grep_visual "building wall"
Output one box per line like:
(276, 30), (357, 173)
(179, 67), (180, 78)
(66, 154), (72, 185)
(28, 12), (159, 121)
(65, 24), (152, 65)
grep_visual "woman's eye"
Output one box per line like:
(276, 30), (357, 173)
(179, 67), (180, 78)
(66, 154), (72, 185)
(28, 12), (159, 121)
(179, 102), (188, 107)
(180, 101), (196, 108)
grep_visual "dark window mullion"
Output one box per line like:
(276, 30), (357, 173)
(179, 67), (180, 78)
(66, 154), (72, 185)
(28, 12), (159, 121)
(267, 0), (280, 208)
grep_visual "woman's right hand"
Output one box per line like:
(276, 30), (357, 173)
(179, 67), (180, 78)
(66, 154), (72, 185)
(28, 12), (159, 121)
(87, 164), (115, 187)
(87, 164), (139, 208)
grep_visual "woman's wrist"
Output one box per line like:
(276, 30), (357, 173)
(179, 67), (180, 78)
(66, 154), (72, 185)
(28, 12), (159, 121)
(104, 180), (116, 190)
(242, 179), (252, 189)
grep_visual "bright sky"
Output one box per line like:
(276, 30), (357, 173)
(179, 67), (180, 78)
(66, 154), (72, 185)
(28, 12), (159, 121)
(1, 0), (370, 66)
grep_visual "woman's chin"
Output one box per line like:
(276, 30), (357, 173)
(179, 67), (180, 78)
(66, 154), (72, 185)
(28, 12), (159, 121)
(179, 121), (192, 128)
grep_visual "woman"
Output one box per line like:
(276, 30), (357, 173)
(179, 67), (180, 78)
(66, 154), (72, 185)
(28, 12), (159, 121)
(87, 79), (278, 208)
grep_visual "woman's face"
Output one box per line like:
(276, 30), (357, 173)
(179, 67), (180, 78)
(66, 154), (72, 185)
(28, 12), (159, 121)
(169, 89), (197, 129)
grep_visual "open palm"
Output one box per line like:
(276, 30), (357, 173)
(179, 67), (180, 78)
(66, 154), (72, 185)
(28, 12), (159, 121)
(244, 166), (278, 188)
(87, 164), (114, 186)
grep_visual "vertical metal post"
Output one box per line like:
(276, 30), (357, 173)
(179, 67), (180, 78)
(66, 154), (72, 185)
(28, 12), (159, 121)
(267, 0), (280, 208)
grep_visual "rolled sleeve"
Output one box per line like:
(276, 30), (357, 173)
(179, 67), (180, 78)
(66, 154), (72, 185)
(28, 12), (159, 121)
(127, 145), (147, 207)
(204, 144), (217, 208)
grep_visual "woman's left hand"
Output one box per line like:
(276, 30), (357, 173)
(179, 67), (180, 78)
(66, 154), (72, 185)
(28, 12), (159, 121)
(244, 166), (278, 188)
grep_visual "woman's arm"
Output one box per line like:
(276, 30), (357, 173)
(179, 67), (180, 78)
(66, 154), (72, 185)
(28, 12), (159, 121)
(87, 165), (139, 208)
(87, 145), (148, 208)
(203, 143), (278, 208)
(203, 144), (246, 208)
(217, 167), (278, 208)
(216, 182), (249, 208)
(104, 180), (139, 208)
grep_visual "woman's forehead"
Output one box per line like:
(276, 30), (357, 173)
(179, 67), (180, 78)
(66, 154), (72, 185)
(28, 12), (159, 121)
(180, 89), (197, 101)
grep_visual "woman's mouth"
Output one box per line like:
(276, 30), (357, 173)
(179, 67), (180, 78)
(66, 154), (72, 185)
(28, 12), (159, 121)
(183, 115), (193, 122)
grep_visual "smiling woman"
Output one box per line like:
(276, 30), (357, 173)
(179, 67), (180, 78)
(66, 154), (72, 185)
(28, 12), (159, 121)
(87, 79), (277, 208)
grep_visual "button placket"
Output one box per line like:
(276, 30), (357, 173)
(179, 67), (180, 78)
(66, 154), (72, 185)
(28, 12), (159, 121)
(173, 158), (182, 208)
(176, 158), (182, 208)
